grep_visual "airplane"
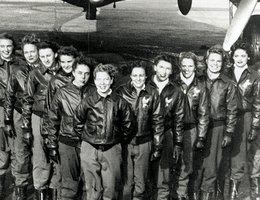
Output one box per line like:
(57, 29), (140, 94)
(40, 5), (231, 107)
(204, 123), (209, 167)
(63, 0), (260, 58)
(62, 0), (192, 19)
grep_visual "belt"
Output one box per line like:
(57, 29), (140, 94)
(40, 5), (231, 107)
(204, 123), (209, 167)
(209, 120), (225, 128)
(184, 123), (196, 131)
(90, 143), (115, 152)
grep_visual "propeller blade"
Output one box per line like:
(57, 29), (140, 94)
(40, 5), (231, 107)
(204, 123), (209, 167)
(223, 0), (258, 51)
(178, 0), (192, 15)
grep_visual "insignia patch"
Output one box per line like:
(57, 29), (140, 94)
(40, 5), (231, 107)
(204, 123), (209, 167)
(165, 97), (173, 107)
(142, 96), (150, 108)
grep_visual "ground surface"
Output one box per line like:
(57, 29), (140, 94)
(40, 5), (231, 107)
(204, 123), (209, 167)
(0, 0), (230, 58)
(0, 0), (251, 199)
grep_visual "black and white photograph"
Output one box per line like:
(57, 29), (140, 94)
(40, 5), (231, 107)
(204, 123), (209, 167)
(0, 0), (259, 199)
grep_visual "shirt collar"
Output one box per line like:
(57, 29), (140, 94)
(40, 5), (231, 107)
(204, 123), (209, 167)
(234, 64), (248, 71)
(93, 88), (113, 102)
(153, 75), (169, 86)
(180, 72), (195, 86)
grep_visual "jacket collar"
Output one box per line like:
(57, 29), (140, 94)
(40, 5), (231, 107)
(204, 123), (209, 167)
(92, 87), (114, 103)
(39, 63), (60, 75)
(126, 79), (157, 95)
(174, 73), (199, 86)
(206, 72), (229, 83)
(0, 55), (17, 66)
(57, 68), (72, 77)
(230, 65), (251, 81)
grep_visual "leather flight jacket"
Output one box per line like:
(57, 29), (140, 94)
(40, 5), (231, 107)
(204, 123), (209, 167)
(4, 63), (33, 123)
(174, 74), (209, 138)
(116, 81), (164, 150)
(225, 67), (260, 130)
(42, 83), (90, 147)
(155, 79), (184, 144)
(22, 63), (60, 129)
(46, 68), (73, 111)
(0, 56), (26, 107)
(205, 73), (238, 134)
(74, 87), (136, 146)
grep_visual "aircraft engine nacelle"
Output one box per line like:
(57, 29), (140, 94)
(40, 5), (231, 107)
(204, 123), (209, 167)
(178, 0), (192, 15)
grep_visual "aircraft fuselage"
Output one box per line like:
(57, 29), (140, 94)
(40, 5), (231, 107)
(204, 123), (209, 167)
(62, 0), (123, 8)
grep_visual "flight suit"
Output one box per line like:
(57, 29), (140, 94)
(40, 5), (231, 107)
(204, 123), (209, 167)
(151, 79), (184, 200)
(74, 88), (135, 200)
(22, 63), (61, 195)
(194, 73), (237, 198)
(43, 83), (90, 199)
(0, 56), (25, 198)
(4, 63), (32, 190)
(117, 81), (165, 200)
(173, 74), (209, 199)
(226, 67), (260, 199)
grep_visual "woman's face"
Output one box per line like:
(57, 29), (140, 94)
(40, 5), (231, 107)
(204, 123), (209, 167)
(180, 58), (196, 79)
(233, 48), (249, 68)
(206, 53), (223, 74)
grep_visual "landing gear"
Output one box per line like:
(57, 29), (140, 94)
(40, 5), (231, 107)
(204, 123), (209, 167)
(85, 3), (97, 20)
(243, 15), (260, 61)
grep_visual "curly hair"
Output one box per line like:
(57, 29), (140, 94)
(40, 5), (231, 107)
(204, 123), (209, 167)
(153, 54), (173, 66)
(21, 34), (40, 51)
(129, 60), (148, 75)
(230, 41), (252, 63)
(73, 55), (98, 72)
(179, 51), (197, 68)
(204, 45), (228, 68)
(58, 46), (79, 59)
(93, 63), (118, 79)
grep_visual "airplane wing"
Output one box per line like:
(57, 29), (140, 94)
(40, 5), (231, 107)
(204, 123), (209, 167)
(223, 0), (258, 51)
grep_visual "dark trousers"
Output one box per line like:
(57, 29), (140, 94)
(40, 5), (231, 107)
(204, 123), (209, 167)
(80, 141), (122, 200)
(59, 142), (81, 199)
(122, 141), (152, 200)
(8, 110), (31, 187)
(231, 112), (260, 180)
(0, 106), (10, 176)
(152, 130), (173, 200)
(0, 128), (10, 176)
(175, 127), (197, 198)
(193, 124), (230, 193)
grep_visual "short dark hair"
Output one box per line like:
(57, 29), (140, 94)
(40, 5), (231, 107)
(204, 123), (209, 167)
(230, 41), (252, 63)
(179, 51), (197, 68)
(73, 55), (97, 72)
(130, 61), (148, 75)
(153, 54), (172, 66)
(21, 34), (40, 51)
(0, 32), (16, 48)
(57, 46), (79, 60)
(93, 63), (118, 79)
(37, 41), (59, 54)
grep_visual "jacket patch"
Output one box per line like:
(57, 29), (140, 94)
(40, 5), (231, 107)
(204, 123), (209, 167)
(142, 96), (150, 108)
(165, 97), (173, 107)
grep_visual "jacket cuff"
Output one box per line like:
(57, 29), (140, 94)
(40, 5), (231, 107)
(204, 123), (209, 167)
(175, 135), (183, 144)
(174, 141), (183, 147)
